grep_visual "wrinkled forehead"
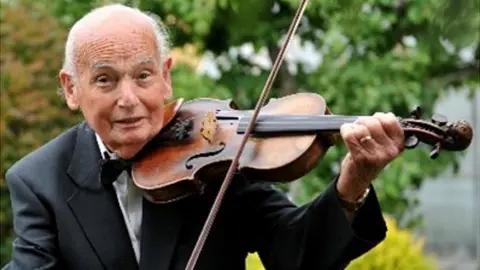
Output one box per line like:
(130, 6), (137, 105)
(73, 22), (160, 74)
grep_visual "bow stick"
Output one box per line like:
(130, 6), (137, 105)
(185, 0), (311, 268)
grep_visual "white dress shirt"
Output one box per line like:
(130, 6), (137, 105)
(95, 134), (143, 263)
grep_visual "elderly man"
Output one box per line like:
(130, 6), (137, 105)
(4, 3), (405, 270)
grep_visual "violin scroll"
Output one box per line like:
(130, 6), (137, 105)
(401, 105), (473, 159)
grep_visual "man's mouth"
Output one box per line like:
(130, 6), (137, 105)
(114, 117), (145, 127)
(116, 117), (143, 123)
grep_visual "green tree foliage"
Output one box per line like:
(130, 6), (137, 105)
(1, 0), (479, 266)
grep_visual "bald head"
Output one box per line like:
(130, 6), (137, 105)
(61, 4), (169, 81)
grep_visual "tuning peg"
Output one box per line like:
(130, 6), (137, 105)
(410, 106), (422, 119)
(431, 114), (448, 126)
(404, 135), (419, 149)
(429, 142), (441, 159)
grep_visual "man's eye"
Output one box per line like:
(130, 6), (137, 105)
(138, 71), (151, 80)
(95, 75), (110, 84)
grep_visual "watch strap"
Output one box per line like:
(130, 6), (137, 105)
(337, 187), (371, 212)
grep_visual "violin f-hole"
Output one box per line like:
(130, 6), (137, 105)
(185, 142), (226, 169)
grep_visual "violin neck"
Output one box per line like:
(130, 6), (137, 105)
(237, 115), (361, 135)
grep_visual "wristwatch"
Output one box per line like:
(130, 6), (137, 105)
(337, 187), (371, 212)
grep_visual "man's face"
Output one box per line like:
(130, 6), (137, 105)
(60, 17), (172, 158)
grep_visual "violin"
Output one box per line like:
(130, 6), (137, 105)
(131, 92), (473, 204)
(128, 0), (474, 268)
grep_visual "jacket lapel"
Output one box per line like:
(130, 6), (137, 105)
(66, 123), (138, 270)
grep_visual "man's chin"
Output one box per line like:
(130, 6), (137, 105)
(113, 138), (149, 158)
(115, 145), (145, 159)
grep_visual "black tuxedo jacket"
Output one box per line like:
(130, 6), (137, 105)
(3, 122), (387, 270)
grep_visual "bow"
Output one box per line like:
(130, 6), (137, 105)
(185, 0), (311, 268)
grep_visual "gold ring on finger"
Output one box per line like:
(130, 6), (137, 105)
(360, 135), (372, 143)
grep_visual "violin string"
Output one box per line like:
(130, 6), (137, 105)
(239, 123), (352, 133)
(185, 0), (311, 269)
(239, 115), (361, 123)
(236, 115), (361, 133)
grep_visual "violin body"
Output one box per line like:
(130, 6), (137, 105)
(132, 93), (337, 203)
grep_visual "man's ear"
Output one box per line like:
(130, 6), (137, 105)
(59, 70), (79, 110)
(162, 57), (173, 100)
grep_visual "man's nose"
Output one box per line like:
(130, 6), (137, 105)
(117, 81), (139, 108)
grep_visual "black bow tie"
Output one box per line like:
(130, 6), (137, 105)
(99, 157), (132, 186)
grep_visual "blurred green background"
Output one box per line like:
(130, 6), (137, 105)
(1, 0), (479, 268)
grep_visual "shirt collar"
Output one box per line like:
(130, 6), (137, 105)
(95, 133), (118, 160)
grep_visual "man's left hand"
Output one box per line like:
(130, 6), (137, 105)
(337, 112), (405, 201)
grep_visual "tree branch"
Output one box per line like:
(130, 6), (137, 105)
(267, 45), (297, 96)
(428, 62), (480, 86)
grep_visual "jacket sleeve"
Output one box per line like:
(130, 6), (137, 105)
(3, 170), (59, 270)
(241, 176), (387, 270)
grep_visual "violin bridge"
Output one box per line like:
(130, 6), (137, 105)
(200, 110), (218, 144)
